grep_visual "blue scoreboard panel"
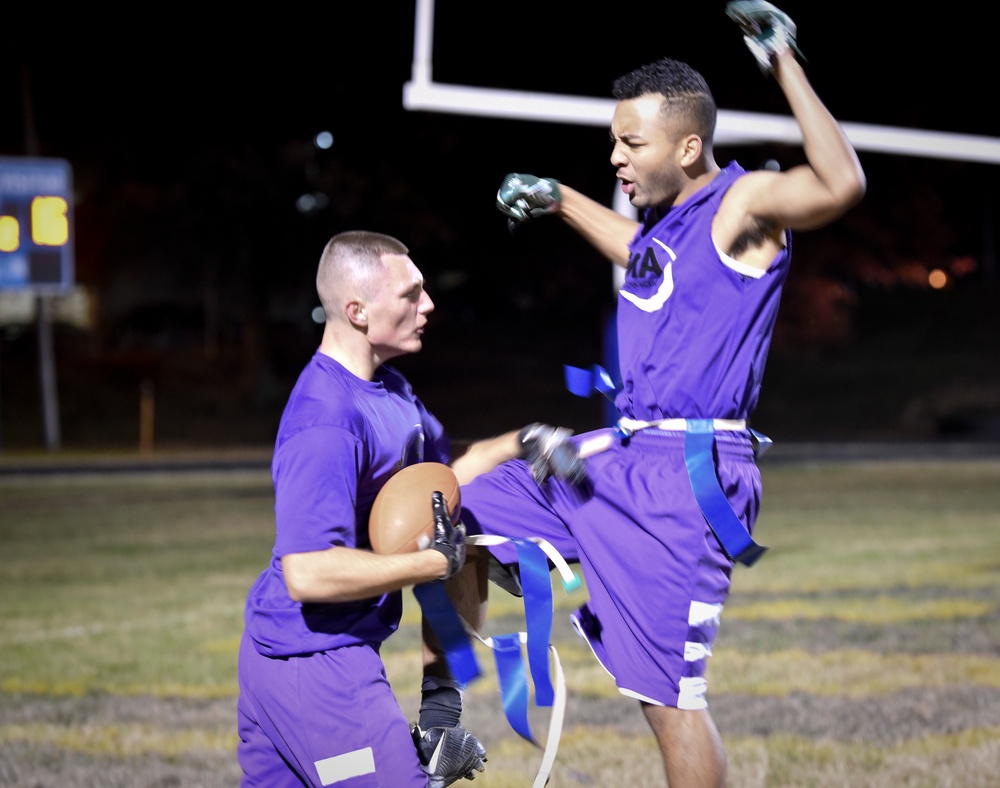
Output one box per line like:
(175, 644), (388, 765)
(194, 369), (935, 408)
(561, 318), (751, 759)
(0, 157), (74, 293)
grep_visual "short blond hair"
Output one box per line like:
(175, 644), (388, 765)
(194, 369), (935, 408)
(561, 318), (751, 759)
(316, 231), (409, 317)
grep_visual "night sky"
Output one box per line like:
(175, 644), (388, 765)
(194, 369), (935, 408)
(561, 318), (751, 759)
(6, 3), (996, 195)
(1, 1), (998, 445)
(5, 2), (996, 263)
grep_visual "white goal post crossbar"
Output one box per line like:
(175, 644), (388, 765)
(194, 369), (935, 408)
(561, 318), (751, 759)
(403, 0), (1000, 165)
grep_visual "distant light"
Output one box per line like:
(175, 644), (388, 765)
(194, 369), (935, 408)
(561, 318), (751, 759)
(296, 192), (329, 215)
(762, 159), (780, 171)
(314, 131), (334, 150)
(311, 306), (326, 323)
(950, 255), (977, 276)
(928, 269), (948, 289)
(437, 270), (468, 290)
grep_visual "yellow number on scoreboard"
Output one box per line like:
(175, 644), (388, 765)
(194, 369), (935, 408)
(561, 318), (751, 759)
(31, 196), (69, 246)
(0, 215), (19, 252)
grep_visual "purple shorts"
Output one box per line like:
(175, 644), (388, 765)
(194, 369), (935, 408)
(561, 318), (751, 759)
(460, 427), (761, 709)
(237, 632), (426, 787)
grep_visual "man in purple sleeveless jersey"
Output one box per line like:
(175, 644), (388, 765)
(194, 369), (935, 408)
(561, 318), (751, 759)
(237, 230), (582, 787)
(463, 3), (866, 786)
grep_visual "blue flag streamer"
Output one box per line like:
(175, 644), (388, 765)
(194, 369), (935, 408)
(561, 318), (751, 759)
(564, 364), (618, 400)
(683, 419), (767, 567)
(412, 582), (481, 685)
(492, 633), (533, 742)
(513, 538), (555, 707)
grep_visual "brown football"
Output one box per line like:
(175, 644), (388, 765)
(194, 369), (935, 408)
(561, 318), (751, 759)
(368, 462), (461, 554)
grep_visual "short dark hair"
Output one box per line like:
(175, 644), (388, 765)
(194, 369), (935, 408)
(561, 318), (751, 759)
(612, 57), (717, 144)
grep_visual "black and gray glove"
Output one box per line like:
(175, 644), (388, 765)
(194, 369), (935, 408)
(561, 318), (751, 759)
(496, 173), (561, 228)
(430, 491), (466, 580)
(412, 723), (487, 788)
(518, 423), (587, 485)
(725, 0), (804, 74)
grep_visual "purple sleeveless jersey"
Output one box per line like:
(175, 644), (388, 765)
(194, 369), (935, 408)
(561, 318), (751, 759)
(461, 162), (785, 710)
(615, 160), (790, 422)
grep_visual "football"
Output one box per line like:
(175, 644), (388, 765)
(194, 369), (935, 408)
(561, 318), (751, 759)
(368, 462), (461, 554)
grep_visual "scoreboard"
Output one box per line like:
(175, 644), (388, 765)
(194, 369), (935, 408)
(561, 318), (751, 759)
(0, 157), (74, 294)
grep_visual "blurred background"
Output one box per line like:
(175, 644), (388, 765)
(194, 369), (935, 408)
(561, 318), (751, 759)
(1, 1), (997, 453)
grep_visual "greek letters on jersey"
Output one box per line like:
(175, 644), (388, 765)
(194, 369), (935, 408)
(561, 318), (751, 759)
(620, 239), (675, 312)
(614, 161), (791, 423)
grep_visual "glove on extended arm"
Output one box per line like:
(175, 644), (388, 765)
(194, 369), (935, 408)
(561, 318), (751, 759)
(496, 173), (561, 226)
(518, 423), (587, 485)
(725, 0), (805, 74)
(429, 491), (466, 580)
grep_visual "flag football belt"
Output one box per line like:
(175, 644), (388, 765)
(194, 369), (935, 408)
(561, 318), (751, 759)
(415, 536), (580, 788)
(578, 416), (768, 567)
(576, 415), (750, 453)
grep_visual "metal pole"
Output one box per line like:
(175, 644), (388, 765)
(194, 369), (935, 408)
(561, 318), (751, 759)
(21, 63), (62, 452)
(139, 379), (155, 455)
(0, 330), (4, 452)
(36, 295), (60, 450)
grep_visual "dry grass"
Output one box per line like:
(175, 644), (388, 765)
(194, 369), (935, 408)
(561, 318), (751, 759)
(1, 458), (999, 786)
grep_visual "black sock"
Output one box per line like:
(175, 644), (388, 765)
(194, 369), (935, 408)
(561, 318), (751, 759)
(418, 676), (463, 730)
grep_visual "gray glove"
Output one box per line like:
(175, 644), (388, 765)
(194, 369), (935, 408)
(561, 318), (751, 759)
(518, 423), (587, 485)
(496, 173), (561, 228)
(429, 491), (466, 580)
(725, 0), (805, 74)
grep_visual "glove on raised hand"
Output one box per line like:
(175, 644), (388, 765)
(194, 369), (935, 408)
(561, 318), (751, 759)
(496, 173), (561, 226)
(725, 0), (804, 74)
(518, 423), (587, 485)
(429, 491), (466, 580)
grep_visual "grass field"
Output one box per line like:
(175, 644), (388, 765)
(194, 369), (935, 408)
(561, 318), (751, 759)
(1, 456), (999, 786)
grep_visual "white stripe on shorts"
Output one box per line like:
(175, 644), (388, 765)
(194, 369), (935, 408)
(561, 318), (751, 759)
(315, 747), (376, 786)
(678, 676), (709, 710)
(678, 600), (724, 710)
(684, 641), (713, 662)
(689, 600), (723, 628)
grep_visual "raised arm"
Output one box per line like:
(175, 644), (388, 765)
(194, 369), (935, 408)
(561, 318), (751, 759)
(724, 1), (866, 231)
(496, 173), (638, 266)
(763, 50), (867, 229)
(557, 184), (639, 266)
